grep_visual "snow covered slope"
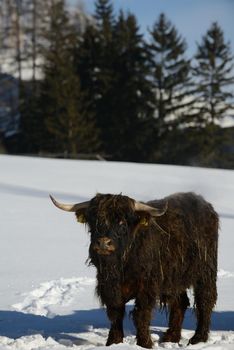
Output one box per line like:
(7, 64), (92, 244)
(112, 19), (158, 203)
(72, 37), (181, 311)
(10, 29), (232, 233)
(0, 155), (233, 350)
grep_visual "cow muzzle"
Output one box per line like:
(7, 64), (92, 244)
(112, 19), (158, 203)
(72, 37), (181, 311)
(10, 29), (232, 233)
(93, 237), (116, 255)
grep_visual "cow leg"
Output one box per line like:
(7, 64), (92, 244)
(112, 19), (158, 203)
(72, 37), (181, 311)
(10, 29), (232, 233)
(189, 280), (217, 344)
(132, 296), (155, 348)
(106, 304), (125, 346)
(162, 292), (190, 343)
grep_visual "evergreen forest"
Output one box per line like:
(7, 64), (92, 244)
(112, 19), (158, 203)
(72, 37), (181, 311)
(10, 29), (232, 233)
(0, 0), (234, 168)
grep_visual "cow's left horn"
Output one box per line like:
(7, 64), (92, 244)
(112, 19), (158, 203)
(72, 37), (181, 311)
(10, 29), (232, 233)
(134, 201), (168, 217)
(50, 195), (90, 212)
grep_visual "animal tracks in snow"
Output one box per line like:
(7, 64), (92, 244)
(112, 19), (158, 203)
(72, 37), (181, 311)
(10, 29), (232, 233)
(12, 270), (234, 318)
(12, 277), (96, 317)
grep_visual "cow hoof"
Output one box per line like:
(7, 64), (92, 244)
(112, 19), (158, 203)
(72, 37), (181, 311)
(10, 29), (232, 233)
(189, 333), (208, 345)
(162, 330), (181, 343)
(106, 334), (123, 346)
(106, 328), (124, 346)
(106, 337), (123, 346)
(136, 338), (153, 348)
(106, 339), (123, 346)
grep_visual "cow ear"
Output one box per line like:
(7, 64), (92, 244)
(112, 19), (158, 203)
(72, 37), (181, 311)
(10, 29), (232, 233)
(140, 216), (149, 226)
(137, 211), (168, 235)
(75, 209), (87, 224)
(138, 212), (151, 226)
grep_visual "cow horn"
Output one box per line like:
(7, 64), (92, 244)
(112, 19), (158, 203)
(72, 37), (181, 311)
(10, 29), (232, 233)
(134, 201), (168, 217)
(49, 195), (90, 212)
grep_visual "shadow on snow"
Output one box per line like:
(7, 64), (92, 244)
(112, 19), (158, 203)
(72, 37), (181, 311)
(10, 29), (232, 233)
(0, 306), (233, 344)
(0, 182), (88, 202)
(0, 182), (234, 220)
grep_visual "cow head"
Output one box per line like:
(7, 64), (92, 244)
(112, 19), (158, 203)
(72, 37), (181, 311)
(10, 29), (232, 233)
(50, 193), (167, 261)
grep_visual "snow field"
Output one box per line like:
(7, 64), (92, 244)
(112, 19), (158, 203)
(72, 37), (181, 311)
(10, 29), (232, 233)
(0, 155), (234, 350)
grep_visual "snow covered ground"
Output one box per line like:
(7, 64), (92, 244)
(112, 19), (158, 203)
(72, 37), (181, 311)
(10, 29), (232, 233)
(0, 154), (233, 350)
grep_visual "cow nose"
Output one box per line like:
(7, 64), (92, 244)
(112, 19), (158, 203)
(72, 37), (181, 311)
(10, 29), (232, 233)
(93, 237), (115, 255)
(98, 237), (112, 250)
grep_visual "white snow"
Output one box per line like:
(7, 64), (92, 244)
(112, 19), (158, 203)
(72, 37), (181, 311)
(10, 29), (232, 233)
(0, 154), (234, 350)
(218, 270), (234, 279)
(12, 277), (96, 318)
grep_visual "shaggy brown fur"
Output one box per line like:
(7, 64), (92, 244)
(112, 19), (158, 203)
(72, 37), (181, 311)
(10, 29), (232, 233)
(75, 192), (218, 348)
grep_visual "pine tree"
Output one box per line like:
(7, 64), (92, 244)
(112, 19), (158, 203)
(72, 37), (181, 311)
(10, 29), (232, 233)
(40, 0), (100, 155)
(19, 0), (51, 154)
(191, 22), (234, 167)
(95, 0), (114, 37)
(5, 0), (23, 81)
(109, 11), (155, 161)
(93, 0), (116, 155)
(76, 0), (116, 157)
(23, 0), (50, 87)
(193, 22), (234, 125)
(75, 23), (101, 116)
(78, 2), (155, 161)
(149, 13), (194, 137)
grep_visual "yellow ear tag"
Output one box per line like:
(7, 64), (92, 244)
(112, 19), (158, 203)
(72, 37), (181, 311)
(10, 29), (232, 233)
(140, 217), (148, 226)
(77, 214), (86, 223)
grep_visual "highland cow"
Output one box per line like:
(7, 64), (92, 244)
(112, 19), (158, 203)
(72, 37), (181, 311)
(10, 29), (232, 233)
(50, 192), (218, 348)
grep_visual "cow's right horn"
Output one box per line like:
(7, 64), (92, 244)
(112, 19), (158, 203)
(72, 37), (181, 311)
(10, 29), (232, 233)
(49, 195), (90, 212)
